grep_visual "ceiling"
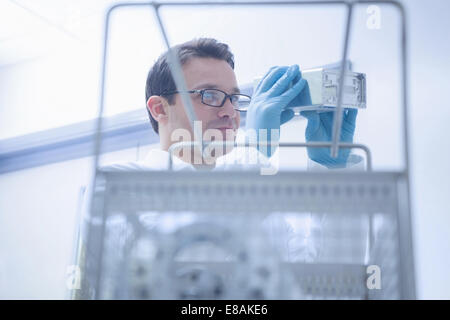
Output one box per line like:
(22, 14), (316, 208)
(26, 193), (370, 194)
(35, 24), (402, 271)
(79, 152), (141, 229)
(0, 0), (328, 67)
(0, 0), (125, 66)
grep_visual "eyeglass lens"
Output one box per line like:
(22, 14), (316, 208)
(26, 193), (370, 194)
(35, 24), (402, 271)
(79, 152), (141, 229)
(202, 89), (250, 111)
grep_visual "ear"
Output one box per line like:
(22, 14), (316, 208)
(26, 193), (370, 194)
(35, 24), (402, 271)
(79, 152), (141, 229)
(147, 96), (169, 125)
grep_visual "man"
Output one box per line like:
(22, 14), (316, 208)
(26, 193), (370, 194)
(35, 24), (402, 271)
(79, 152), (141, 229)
(141, 37), (361, 171)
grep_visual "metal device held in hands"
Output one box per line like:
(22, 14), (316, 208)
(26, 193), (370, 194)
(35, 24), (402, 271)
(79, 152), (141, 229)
(253, 67), (367, 112)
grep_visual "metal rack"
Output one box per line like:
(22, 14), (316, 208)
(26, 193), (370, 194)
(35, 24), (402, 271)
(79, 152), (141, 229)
(76, 0), (415, 300)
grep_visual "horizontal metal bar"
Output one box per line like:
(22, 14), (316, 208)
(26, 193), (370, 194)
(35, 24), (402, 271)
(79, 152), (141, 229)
(108, 1), (348, 10)
(154, 1), (347, 6)
(167, 141), (372, 171)
(107, 0), (399, 10)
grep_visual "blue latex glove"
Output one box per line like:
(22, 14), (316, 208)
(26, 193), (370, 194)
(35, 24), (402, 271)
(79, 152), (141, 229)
(300, 108), (358, 168)
(246, 65), (307, 157)
(287, 73), (312, 108)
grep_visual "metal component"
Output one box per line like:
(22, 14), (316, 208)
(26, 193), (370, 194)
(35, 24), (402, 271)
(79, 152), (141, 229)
(331, 2), (353, 158)
(167, 141), (373, 171)
(94, 0), (411, 175)
(303, 68), (366, 110)
(153, 6), (199, 135)
(78, 170), (412, 299)
(80, 0), (415, 300)
(253, 67), (366, 112)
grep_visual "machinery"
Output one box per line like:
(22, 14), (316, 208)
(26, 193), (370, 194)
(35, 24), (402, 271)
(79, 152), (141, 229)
(71, 1), (415, 300)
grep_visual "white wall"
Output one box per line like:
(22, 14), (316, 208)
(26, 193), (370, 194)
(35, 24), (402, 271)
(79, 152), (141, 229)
(0, 155), (92, 299)
(1, 0), (449, 299)
(406, 0), (450, 300)
(0, 144), (158, 299)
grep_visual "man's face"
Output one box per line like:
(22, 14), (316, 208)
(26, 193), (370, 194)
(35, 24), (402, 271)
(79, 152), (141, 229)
(165, 57), (240, 143)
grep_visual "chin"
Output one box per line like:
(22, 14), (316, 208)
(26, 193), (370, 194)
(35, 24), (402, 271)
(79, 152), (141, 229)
(203, 135), (236, 159)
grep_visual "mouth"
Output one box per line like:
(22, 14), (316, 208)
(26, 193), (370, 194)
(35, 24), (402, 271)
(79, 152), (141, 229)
(211, 127), (236, 140)
(207, 119), (237, 135)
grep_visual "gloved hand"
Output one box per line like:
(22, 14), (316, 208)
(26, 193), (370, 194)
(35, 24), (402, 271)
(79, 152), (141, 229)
(287, 72), (312, 109)
(300, 108), (358, 168)
(245, 65), (308, 157)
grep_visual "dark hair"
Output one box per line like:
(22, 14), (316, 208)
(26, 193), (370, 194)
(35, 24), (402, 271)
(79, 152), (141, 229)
(145, 38), (235, 134)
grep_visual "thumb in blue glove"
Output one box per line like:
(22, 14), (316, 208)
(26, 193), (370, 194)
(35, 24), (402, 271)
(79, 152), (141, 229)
(301, 108), (358, 168)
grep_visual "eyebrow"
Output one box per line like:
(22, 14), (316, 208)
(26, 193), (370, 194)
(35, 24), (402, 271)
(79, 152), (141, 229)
(192, 83), (240, 94)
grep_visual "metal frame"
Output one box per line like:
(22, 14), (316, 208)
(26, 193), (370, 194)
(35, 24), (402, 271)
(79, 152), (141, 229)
(90, 0), (415, 299)
(88, 169), (412, 299)
(93, 0), (411, 175)
(167, 141), (373, 171)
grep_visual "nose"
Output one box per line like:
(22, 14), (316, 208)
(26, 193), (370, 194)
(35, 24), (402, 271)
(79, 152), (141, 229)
(217, 97), (237, 119)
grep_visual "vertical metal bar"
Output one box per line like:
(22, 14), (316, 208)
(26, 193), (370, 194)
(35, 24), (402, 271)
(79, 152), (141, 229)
(152, 3), (203, 156)
(394, 1), (415, 299)
(92, 6), (113, 172)
(90, 5), (116, 299)
(400, 4), (415, 299)
(398, 4), (410, 176)
(93, 177), (109, 299)
(331, 2), (354, 157)
(396, 175), (416, 299)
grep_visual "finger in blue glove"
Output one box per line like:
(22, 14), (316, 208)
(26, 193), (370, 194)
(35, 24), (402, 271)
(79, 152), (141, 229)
(286, 73), (312, 109)
(300, 108), (358, 168)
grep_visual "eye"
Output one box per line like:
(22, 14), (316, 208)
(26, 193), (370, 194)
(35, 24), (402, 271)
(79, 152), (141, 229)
(232, 95), (251, 109)
(202, 90), (222, 105)
(230, 95), (240, 105)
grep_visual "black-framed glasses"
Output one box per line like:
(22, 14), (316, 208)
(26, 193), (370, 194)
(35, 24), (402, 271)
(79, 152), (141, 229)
(161, 88), (251, 112)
